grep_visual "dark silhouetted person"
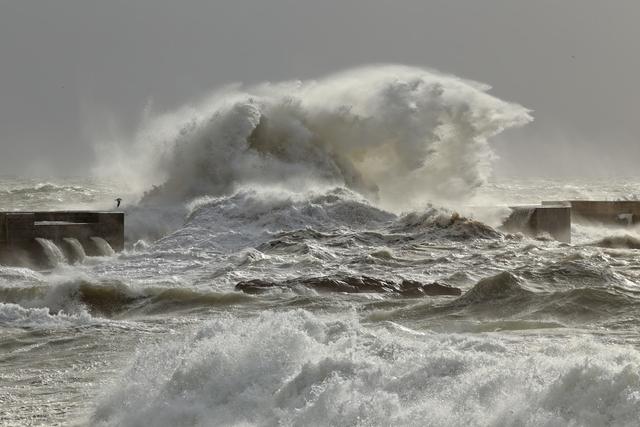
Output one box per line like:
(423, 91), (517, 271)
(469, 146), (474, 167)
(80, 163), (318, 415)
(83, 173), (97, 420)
(115, 198), (122, 208)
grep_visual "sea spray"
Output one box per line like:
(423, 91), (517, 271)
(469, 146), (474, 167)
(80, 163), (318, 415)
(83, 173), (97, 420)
(94, 65), (532, 213)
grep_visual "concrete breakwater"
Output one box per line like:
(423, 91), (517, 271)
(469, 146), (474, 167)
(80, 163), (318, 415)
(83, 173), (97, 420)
(0, 211), (123, 267)
(543, 201), (640, 225)
(504, 200), (640, 243)
(502, 204), (572, 242)
(0, 201), (638, 267)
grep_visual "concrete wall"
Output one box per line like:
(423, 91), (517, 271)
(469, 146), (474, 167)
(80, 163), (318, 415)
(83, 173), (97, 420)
(531, 205), (572, 243)
(0, 213), (5, 243)
(502, 205), (572, 243)
(0, 213), (38, 266)
(543, 201), (640, 225)
(0, 211), (124, 267)
(505, 200), (640, 242)
(96, 213), (125, 251)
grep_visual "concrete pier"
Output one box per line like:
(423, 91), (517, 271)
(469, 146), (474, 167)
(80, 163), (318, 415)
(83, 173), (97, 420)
(0, 211), (123, 267)
(502, 205), (572, 243)
(502, 200), (640, 243)
(543, 200), (640, 225)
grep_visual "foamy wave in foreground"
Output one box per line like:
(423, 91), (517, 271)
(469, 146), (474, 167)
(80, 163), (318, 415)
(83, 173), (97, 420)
(0, 275), (253, 319)
(92, 310), (640, 427)
(0, 303), (93, 328)
(96, 65), (531, 211)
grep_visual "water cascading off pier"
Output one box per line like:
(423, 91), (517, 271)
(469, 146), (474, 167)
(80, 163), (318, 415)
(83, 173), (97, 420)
(0, 211), (123, 268)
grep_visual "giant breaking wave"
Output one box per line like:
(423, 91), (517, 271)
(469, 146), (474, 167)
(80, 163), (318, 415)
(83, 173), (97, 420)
(96, 65), (532, 211)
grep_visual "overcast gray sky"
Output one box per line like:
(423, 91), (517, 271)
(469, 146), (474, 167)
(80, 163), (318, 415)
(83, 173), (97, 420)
(1, 0), (638, 177)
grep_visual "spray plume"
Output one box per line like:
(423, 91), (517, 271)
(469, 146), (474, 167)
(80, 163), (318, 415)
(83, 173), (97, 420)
(94, 65), (532, 211)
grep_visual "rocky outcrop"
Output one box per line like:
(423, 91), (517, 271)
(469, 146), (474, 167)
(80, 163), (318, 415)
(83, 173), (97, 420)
(234, 279), (278, 294)
(235, 275), (461, 297)
(400, 279), (463, 296)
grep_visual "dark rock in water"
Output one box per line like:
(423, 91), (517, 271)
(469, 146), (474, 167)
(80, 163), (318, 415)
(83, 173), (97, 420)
(235, 279), (278, 294)
(422, 281), (462, 296)
(399, 279), (462, 296)
(285, 275), (400, 294)
(235, 275), (461, 298)
(396, 279), (426, 297)
(293, 277), (361, 293)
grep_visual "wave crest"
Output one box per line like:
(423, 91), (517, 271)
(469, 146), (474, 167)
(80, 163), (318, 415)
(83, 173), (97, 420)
(456, 272), (531, 304)
(392, 207), (501, 239)
(96, 65), (531, 211)
(591, 234), (640, 250)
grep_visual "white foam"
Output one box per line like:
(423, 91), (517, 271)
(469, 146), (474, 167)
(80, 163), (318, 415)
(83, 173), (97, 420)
(91, 310), (640, 427)
(0, 302), (92, 328)
(155, 187), (395, 252)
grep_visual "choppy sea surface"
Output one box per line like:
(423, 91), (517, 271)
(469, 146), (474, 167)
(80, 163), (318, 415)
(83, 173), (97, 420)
(1, 176), (640, 426)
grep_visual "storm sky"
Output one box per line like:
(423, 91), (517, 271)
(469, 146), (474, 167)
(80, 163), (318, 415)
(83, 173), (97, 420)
(1, 0), (638, 177)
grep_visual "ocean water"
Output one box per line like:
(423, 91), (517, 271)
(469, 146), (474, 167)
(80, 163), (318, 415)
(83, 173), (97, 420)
(2, 178), (640, 427)
(1, 66), (640, 426)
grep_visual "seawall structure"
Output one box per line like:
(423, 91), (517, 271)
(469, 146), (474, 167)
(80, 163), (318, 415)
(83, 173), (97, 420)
(503, 200), (640, 242)
(1, 201), (638, 267)
(0, 211), (123, 267)
(543, 200), (640, 225)
(502, 204), (572, 243)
